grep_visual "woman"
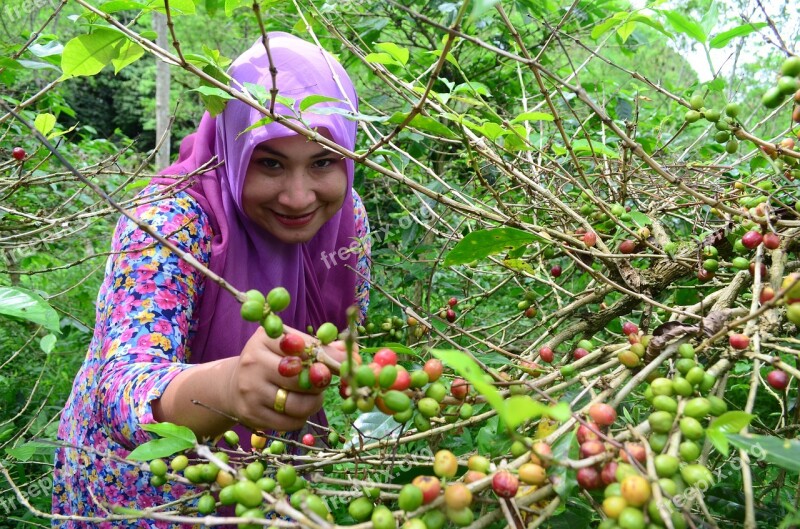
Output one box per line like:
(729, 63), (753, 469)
(52, 32), (370, 527)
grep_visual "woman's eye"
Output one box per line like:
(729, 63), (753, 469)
(313, 158), (338, 169)
(259, 158), (281, 170)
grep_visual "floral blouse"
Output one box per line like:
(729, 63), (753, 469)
(51, 185), (370, 528)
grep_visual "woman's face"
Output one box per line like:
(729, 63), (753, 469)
(241, 132), (348, 243)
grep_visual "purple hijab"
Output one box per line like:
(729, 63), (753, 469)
(154, 32), (359, 365)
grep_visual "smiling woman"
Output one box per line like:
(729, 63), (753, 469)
(243, 133), (349, 244)
(51, 32), (371, 527)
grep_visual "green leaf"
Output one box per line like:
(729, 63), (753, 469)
(141, 422), (197, 444)
(100, 1), (147, 13)
(242, 82), (269, 105)
(709, 22), (767, 48)
(700, 1), (719, 36)
(224, 0), (249, 16)
(552, 430), (578, 499)
(546, 401), (571, 422)
(591, 15), (623, 40)
(469, 0), (500, 21)
(310, 107), (388, 123)
(628, 211), (651, 227)
(360, 343), (416, 355)
(0, 286), (60, 333)
(111, 38), (144, 73)
(127, 437), (195, 461)
(5, 441), (54, 461)
(453, 82), (491, 97)
(191, 85), (233, 100)
(387, 111), (457, 139)
(299, 94), (342, 112)
(40, 333), (57, 354)
(444, 228), (539, 266)
(503, 258), (536, 275)
(364, 52), (402, 67)
(616, 21), (636, 43)
(727, 434), (800, 473)
(628, 14), (672, 38)
(431, 350), (568, 433)
(239, 116), (273, 136)
(475, 122), (508, 141)
(34, 113), (56, 137)
(662, 10), (706, 43)
(510, 111), (554, 123)
(145, 0), (196, 15)
(707, 411), (754, 455)
(60, 28), (127, 79)
(554, 139), (619, 159)
(374, 42), (409, 66)
(431, 349), (505, 414)
(192, 85), (233, 116)
(503, 396), (551, 429)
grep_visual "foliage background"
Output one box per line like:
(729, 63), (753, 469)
(1, 0), (799, 527)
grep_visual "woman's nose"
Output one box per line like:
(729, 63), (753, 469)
(277, 172), (315, 211)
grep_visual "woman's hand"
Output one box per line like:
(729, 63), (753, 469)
(224, 326), (359, 432)
(154, 325), (360, 438)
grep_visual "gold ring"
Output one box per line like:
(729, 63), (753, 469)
(274, 388), (288, 414)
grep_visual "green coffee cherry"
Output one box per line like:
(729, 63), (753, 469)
(267, 287), (291, 312)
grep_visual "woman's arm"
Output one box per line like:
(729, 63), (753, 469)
(152, 327), (353, 439)
(95, 191), (212, 448)
(352, 188), (371, 323)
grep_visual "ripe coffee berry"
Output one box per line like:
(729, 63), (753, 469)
(12, 147), (26, 160)
(573, 347), (589, 360)
(767, 369), (790, 390)
(446, 309), (456, 323)
(308, 362), (332, 388)
(373, 348), (398, 367)
(278, 356), (303, 377)
(539, 346), (554, 363)
(619, 240), (636, 254)
(451, 377), (469, 400)
(423, 359), (443, 382)
(763, 232), (781, 250)
(302, 433), (315, 447)
(576, 466), (602, 490)
(729, 333), (750, 350)
(448, 297), (458, 307)
(491, 470), (519, 498)
(577, 421), (601, 443)
(279, 334), (306, 356)
(741, 231), (763, 249)
(550, 265), (562, 278)
(588, 403), (617, 427)
(621, 322), (638, 336)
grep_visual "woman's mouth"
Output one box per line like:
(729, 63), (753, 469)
(272, 209), (317, 227)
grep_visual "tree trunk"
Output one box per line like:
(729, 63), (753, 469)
(153, 12), (170, 170)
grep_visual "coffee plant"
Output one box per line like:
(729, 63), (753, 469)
(2, 1), (800, 528)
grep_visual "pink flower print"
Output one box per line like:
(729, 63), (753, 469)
(177, 257), (194, 276)
(137, 267), (157, 282)
(137, 334), (152, 348)
(155, 289), (179, 310)
(118, 327), (134, 343)
(111, 303), (128, 322)
(154, 320), (173, 335)
(134, 281), (157, 296)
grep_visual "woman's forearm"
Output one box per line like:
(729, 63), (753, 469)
(152, 358), (237, 440)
